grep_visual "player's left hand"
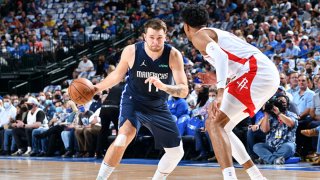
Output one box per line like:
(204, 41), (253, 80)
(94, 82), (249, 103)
(145, 76), (165, 91)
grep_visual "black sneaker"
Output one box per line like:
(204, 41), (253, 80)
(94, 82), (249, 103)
(0, 150), (9, 156)
(191, 154), (208, 161)
(37, 152), (46, 157)
(254, 158), (266, 164)
(62, 151), (73, 158)
(29, 151), (38, 157)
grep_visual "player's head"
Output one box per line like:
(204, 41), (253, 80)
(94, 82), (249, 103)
(143, 19), (167, 52)
(181, 4), (208, 37)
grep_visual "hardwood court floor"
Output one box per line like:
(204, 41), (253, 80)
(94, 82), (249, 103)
(0, 158), (319, 180)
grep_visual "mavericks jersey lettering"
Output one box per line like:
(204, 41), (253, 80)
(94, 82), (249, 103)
(123, 42), (173, 102)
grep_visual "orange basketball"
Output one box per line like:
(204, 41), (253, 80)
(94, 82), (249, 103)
(68, 78), (95, 105)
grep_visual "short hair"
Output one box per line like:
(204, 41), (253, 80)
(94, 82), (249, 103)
(3, 95), (10, 100)
(143, 19), (167, 33)
(285, 39), (292, 44)
(289, 71), (298, 77)
(181, 4), (209, 28)
(298, 73), (307, 79)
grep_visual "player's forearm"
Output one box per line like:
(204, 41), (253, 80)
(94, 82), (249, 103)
(164, 84), (188, 98)
(95, 71), (123, 92)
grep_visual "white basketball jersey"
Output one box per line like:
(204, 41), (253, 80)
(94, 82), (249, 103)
(201, 27), (263, 79)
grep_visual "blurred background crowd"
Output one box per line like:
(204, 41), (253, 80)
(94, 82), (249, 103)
(0, 0), (320, 166)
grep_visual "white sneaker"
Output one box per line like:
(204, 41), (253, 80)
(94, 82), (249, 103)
(11, 149), (23, 156)
(23, 149), (32, 156)
(274, 156), (285, 165)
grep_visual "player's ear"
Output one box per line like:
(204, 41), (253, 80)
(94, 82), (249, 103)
(142, 33), (146, 41)
(183, 23), (189, 32)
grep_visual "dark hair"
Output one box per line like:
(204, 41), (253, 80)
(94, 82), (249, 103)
(181, 4), (209, 28)
(285, 39), (292, 44)
(143, 19), (167, 33)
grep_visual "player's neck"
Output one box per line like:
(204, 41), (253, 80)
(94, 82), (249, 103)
(144, 44), (164, 61)
(189, 27), (202, 41)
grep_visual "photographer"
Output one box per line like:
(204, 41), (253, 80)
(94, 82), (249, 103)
(253, 95), (298, 165)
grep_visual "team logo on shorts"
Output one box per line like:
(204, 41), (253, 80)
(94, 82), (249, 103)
(237, 77), (248, 91)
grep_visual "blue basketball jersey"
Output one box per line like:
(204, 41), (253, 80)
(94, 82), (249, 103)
(123, 41), (173, 103)
(119, 42), (181, 148)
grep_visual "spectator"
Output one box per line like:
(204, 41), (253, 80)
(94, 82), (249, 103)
(61, 101), (79, 158)
(287, 71), (300, 95)
(35, 100), (75, 156)
(89, 93), (102, 113)
(44, 14), (56, 29)
(281, 59), (294, 76)
(74, 107), (94, 157)
(168, 96), (189, 136)
(279, 17), (292, 36)
(253, 95), (298, 164)
(293, 74), (315, 157)
(95, 54), (109, 77)
(0, 95), (17, 150)
(11, 97), (46, 156)
(73, 55), (95, 79)
(283, 39), (301, 60)
(31, 14), (44, 29)
(74, 27), (88, 48)
(1, 103), (28, 155)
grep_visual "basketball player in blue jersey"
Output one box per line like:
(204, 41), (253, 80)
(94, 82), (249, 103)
(94, 19), (188, 180)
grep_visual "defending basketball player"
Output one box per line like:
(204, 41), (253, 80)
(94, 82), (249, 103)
(181, 5), (279, 180)
(94, 19), (188, 179)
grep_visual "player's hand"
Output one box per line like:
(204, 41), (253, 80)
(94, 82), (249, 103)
(213, 95), (222, 110)
(145, 76), (165, 91)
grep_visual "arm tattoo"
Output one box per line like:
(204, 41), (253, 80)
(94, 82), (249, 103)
(165, 84), (185, 97)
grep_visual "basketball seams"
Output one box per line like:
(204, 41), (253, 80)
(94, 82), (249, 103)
(73, 79), (95, 93)
(72, 83), (90, 103)
(68, 78), (95, 105)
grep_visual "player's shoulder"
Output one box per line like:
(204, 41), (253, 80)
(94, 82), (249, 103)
(169, 46), (183, 59)
(124, 44), (136, 51)
(192, 28), (218, 46)
(122, 44), (136, 55)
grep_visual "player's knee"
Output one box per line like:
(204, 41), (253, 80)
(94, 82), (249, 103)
(210, 111), (229, 129)
(118, 124), (136, 138)
(165, 141), (184, 159)
(113, 134), (128, 147)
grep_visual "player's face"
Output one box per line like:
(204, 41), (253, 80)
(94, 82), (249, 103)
(144, 28), (166, 52)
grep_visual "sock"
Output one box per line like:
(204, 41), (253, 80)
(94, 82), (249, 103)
(96, 161), (115, 180)
(27, 146), (31, 152)
(246, 165), (265, 180)
(222, 167), (237, 180)
(152, 170), (169, 180)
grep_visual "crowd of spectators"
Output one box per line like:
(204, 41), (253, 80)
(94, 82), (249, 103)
(1, 0), (320, 165)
